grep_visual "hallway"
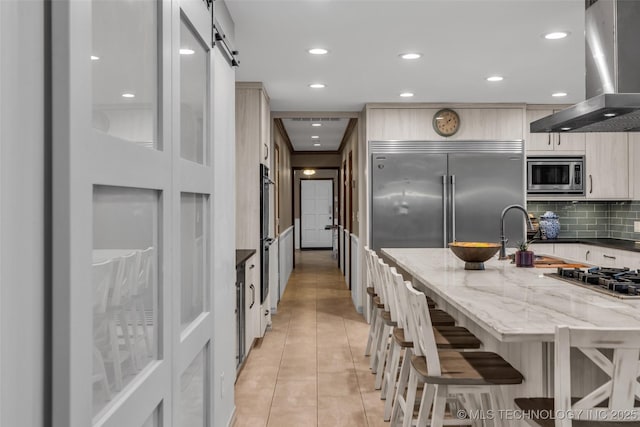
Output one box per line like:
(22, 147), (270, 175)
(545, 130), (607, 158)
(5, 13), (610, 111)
(233, 250), (387, 427)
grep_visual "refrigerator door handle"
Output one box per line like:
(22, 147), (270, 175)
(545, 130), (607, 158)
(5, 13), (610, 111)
(450, 175), (456, 242)
(442, 175), (448, 247)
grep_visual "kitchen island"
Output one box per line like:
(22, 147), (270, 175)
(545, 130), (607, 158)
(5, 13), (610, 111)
(381, 248), (640, 408)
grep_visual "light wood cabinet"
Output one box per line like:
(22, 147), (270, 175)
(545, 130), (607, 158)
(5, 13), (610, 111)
(244, 255), (259, 352)
(526, 108), (585, 154)
(260, 90), (270, 165)
(366, 107), (524, 141)
(549, 243), (640, 268)
(525, 109), (554, 152)
(629, 133), (640, 199)
(585, 133), (629, 199)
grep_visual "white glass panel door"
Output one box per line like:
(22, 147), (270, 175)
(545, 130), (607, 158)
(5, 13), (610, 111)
(52, 0), (173, 426)
(52, 0), (216, 425)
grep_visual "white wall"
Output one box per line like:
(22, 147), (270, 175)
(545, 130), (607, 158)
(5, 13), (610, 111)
(211, 47), (237, 427)
(0, 1), (45, 425)
(350, 234), (362, 312)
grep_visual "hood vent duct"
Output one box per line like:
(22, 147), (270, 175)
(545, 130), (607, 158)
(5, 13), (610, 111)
(531, 0), (640, 133)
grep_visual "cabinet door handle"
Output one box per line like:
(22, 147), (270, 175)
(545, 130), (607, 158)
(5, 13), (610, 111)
(249, 264), (255, 269)
(603, 254), (616, 260)
(249, 284), (255, 309)
(589, 174), (593, 194)
(585, 250), (590, 260)
(264, 143), (269, 160)
(557, 135), (561, 146)
(548, 134), (551, 145)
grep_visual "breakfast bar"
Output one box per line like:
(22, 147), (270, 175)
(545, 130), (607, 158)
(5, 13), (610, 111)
(381, 248), (640, 403)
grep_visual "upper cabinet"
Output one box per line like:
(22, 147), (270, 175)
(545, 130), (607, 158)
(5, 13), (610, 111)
(585, 133), (629, 199)
(236, 82), (271, 250)
(526, 108), (585, 154)
(260, 90), (270, 165)
(629, 133), (640, 200)
(366, 106), (524, 142)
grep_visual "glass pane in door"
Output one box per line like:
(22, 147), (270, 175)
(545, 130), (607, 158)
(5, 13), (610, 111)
(92, 0), (158, 149)
(181, 193), (208, 329)
(92, 186), (159, 416)
(179, 347), (208, 426)
(180, 15), (208, 163)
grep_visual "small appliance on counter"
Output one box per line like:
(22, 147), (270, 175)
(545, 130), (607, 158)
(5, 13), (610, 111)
(539, 211), (560, 239)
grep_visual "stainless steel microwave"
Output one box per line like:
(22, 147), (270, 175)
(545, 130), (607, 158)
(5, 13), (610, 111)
(527, 156), (585, 195)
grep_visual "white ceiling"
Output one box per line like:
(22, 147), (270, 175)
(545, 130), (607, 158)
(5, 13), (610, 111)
(282, 118), (349, 151)
(225, 0), (587, 112)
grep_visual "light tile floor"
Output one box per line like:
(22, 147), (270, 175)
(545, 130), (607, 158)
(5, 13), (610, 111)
(233, 250), (387, 427)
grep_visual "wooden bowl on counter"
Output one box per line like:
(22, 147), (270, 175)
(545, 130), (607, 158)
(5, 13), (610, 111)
(448, 242), (501, 270)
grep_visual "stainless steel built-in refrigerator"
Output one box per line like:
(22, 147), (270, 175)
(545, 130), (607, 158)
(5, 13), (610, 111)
(370, 141), (525, 250)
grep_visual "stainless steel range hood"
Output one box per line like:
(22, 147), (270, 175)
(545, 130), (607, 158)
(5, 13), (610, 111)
(530, 0), (640, 133)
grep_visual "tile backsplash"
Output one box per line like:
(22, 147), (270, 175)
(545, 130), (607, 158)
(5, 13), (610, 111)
(527, 201), (640, 240)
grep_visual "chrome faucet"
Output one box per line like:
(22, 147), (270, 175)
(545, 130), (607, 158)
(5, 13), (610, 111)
(499, 204), (533, 260)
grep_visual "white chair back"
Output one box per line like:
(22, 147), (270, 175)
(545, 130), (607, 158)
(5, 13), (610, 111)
(376, 258), (398, 322)
(391, 270), (413, 341)
(554, 326), (640, 426)
(370, 253), (386, 305)
(93, 259), (114, 314)
(111, 251), (137, 306)
(136, 246), (154, 295)
(405, 282), (440, 375)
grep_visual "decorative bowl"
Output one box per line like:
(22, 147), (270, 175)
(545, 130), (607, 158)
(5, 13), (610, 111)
(448, 242), (502, 270)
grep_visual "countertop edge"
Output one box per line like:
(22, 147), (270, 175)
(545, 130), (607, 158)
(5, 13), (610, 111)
(236, 249), (257, 267)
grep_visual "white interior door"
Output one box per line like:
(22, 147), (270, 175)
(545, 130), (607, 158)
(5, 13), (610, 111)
(51, 0), (215, 426)
(301, 180), (333, 249)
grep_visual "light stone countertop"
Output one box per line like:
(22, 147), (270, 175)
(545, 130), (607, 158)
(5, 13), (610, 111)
(381, 248), (640, 343)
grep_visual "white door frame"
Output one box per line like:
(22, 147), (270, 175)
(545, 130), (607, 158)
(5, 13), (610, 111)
(300, 178), (334, 249)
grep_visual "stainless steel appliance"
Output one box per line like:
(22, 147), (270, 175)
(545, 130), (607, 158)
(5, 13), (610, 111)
(527, 156), (584, 195)
(531, 0), (640, 133)
(551, 267), (640, 299)
(370, 140), (525, 251)
(260, 164), (273, 304)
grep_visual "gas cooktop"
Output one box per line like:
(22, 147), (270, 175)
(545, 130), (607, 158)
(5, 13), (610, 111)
(549, 267), (640, 299)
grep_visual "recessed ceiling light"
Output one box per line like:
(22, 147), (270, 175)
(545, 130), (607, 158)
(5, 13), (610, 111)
(311, 136), (319, 139)
(604, 113), (616, 117)
(313, 143), (321, 147)
(121, 93), (135, 98)
(311, 123), (322, 127)
(303, 169), (316, 176)
(552, 92), (567, 97)
(560, 127), (571, 131)
(400, 53), (422, 60)
(309, 83), (326, 89)
(308, 48), (328, 55)
(400, 92), (414, 97)
(544, 31), (569, 40)
(486, 76), (504, 82)
(179, 48), (195, 55)
(91, 55), (100, 61)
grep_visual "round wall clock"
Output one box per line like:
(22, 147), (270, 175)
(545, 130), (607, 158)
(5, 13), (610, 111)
(433, 108), (460, 137)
